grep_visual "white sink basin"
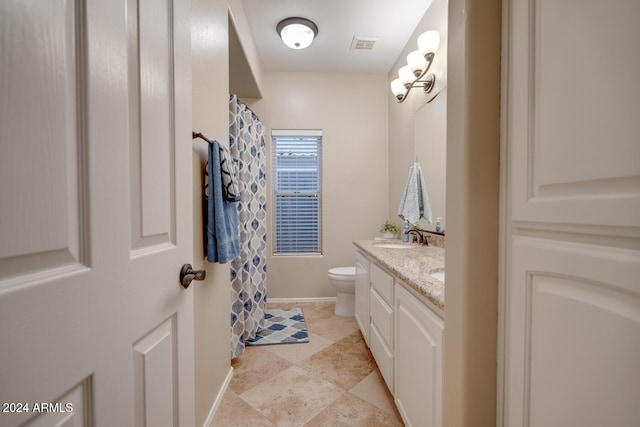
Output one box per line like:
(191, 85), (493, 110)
(430, 271), (445, 282)
(374, 243), (413, 249)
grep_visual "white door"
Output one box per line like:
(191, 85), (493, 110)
(501, 0), (640, 426)
(0, 1), (194, 426)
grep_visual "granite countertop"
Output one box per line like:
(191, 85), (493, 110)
(353, 239), (445, 310)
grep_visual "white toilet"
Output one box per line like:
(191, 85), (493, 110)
(328, 266), (356, 317)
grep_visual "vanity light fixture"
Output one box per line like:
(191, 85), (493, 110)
(276, 17), (318, 50)
(390, 30), (440, 103)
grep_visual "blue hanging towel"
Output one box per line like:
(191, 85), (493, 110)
(397, 162), (433, 226)
(206, 141), (240, 263)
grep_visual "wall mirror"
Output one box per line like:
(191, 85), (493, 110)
(413, 87), (447, 232)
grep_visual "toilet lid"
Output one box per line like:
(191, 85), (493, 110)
(329, 266), (356, 277)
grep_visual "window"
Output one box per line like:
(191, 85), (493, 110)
(271, 130), (322, 255)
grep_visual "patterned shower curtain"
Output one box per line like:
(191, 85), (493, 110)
(228, 94), (268, 359)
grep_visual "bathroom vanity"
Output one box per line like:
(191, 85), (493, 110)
(353, 240), (445, 427)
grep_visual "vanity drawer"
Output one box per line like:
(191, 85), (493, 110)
(370, 262), (393, 305)
(370, 287), (393, 347)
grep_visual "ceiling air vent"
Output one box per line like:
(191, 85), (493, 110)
(350, 36), (379, 51)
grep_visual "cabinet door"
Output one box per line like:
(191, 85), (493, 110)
(355, 252), (370, 344)
(395, 284), (443, 427)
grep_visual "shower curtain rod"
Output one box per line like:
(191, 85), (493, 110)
(244, 105), (260, 121)
(230, 94), (261, 121)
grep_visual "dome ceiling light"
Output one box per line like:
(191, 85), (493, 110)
(276, 17), (318, 50)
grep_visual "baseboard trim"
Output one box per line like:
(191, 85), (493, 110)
(202, 366), (233, 427)
(268, 297), (337, 303)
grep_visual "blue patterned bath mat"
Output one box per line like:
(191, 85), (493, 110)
(246, 308), (309, 346)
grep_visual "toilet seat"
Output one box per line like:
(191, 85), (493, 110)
(328, 266), (356, 280)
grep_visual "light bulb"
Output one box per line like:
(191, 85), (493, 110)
(398, 66), (415, 86)
(407, 50), (427, 76)
(280, 23), (315, 49)
(417, 30), (440, 55)
(390, 79), (407, 100)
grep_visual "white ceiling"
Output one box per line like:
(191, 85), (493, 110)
(240, 0), (434, 74)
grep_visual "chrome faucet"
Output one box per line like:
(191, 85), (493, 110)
(405, 228), (429, 246)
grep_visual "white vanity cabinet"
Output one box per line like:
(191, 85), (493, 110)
(355, 252), (370, 345)
(369, 262), (395, 392)
(354, 244), (444, 427)
(395, 283), (444, 427)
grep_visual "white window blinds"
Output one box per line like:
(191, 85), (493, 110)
(272, 131), (322, 255)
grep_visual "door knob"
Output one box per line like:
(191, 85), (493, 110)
(179, 264), (206, 288)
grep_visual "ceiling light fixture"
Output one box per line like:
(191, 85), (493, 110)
(276, 17), (318, 50)
(390, 30), (440, 103)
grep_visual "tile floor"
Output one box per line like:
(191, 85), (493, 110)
(210, 302), (405, 426)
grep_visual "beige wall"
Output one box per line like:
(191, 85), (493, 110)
(248, 72), (389, 299)
(191, 0), (233, 425)
(387, 0), (449, 223)
(444, 0), (501, 426)
(228, 0), (263, 98)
